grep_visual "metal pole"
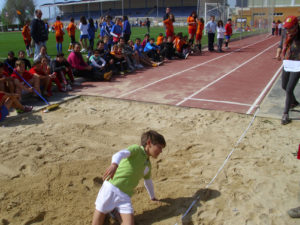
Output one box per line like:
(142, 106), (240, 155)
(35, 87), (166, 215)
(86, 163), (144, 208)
(157, 0), (158, 17)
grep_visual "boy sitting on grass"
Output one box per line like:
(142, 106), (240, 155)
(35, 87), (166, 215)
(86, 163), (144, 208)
(92, 130), (166, 225)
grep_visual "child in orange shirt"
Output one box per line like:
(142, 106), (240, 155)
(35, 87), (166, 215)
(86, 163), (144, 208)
(53, 16), (65, 54)
(156, 33), (164, 46)
(173, 33), (188, 59)
(22, 19), (33, 57)
(163, 14), (175, 39)
(67, 18), (77, 51)
(195, 17), (204, 53)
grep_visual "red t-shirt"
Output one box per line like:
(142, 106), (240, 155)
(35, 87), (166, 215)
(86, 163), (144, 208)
(0, 71), (9, 78)
(11, 70), (33, 82)
(29, 67), (46, 76)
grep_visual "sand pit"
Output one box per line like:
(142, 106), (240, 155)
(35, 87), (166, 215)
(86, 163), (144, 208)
(0, 96), (300, 225)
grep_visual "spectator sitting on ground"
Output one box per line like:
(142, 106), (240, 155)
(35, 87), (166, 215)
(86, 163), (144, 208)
(141, 33), (150, 49)
(144, 38), (161, 62)
(0, 91), (33, 122)
(50, 53), (74, 92)
(18, 50), (31, 70)
(128, 40), (144, 69)
(96, 40), (116, 74)
(110, 44), (127, 75)
(0, 62), (14, 94)
(29, 60), (51, 96)
(68, 43), (105, 81)
(88, 49), (112, 81)
(4, 51), (18, 74)
(160, 36), (175, 60)
(34, 45), (51, 63)
(119, 37), (140, 71)
(156, 33), (164, 46)
(134, 38), (159, 67)
(11, 60), (41, 100)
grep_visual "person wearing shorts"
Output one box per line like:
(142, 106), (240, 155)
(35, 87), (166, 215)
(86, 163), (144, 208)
(224, 18), (232, 49)
(92, 130), (166, 225)
(187, 11), (197, 43)
(79, 16), (89, 52)
(53, 16), (65, 54)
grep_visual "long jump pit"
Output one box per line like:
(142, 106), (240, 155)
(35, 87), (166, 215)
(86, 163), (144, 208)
(0, 95), (300, 225)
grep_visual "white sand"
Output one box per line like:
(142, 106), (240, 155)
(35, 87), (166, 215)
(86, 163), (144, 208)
(0, 96), (300, 225)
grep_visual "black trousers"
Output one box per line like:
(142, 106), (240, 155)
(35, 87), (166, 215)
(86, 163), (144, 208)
(281, 69), (300, 114)
(208, 33), (215, 51)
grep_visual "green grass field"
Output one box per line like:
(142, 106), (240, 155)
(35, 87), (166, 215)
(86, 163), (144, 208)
(0, 26), (263, 60)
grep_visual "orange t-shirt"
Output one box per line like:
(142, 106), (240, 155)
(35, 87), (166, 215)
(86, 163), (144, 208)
(187, 16), (196, 30)
(67, 22), (76, 36)
(22, 24), (31, 41)
(53, 21), (64, 37)
(156, 36), (163, 46)
(196, 21), (204, 35)
(163, 18), (174, 36)
(173, 37), (184, 52)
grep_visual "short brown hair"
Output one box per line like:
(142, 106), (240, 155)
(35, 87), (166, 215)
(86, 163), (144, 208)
(141, 130), (166, 148)
(15, 60), (25, 67)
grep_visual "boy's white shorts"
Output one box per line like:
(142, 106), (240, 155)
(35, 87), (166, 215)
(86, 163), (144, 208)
(95, 181), (133, 214)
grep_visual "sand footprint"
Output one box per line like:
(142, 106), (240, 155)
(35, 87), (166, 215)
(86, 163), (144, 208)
(23, 212), (46, 225)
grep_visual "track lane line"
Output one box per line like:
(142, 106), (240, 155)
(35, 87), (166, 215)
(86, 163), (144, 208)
(176, 41), (279, 106)
(117, 36), (275, 98)
(246, 64), (283, 114)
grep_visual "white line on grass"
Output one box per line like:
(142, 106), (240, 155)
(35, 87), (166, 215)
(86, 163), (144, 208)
(117, 36), (274, 98)
(176, 41), (279, 106)
(246, 64), (283, 114)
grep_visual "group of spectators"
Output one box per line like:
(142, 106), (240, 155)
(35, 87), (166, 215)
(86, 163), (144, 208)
(1, 7), (235, 122)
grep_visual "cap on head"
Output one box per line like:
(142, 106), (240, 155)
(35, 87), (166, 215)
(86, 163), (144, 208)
(283, 16), (298, 29)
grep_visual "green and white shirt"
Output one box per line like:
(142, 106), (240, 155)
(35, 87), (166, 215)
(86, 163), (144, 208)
(109, 144), (153, 197)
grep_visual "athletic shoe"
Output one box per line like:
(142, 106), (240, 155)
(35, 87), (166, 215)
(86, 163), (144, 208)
(185, 53), (189, 59)
(67, 84), (72, 91)
(24, 105), (33, 112)
(288, 207), (300, 218)
(152, 63), (158, 67)
(281, 114), (291, 125)
(156, 62), (163, 66)
(120, 71), (125, 75)
(137, 64), (144, 69)
(104, 71), (112, 80)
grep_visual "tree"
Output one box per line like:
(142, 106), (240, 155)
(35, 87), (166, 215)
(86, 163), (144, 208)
(1, 0), (35, 26)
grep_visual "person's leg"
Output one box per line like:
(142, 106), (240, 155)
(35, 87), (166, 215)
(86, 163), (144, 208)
(56, 42), (60, 53)
(31, 75), (41, 95)
(59, 42), (63, 53)
(91, 210), (106, 225)
(119, 213), (134, 225)
(211, 33), (215, 50)
(284, 72), (300, 114)
(34, 42), (41, 59)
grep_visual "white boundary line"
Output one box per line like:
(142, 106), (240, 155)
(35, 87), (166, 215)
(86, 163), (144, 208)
(117, 36), (274, 98)
(176, 41), (279, 106)
(246, 64), (283, 114)
(175, 107), (260, 225)
(189, 98), (254, 107)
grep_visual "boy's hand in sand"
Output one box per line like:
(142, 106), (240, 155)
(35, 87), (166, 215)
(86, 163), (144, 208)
(103, 163), (118, 180)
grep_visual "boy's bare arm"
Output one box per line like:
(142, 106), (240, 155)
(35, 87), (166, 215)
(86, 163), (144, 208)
(102, 163), (118, 181)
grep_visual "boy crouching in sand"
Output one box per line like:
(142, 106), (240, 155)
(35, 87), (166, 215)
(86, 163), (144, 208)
(92, 130), (166, 225)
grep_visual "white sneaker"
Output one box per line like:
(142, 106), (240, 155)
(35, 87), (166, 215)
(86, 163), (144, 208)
(138, 64), (144, 69)
(80, 48), (86, 53)
(67, 84), (72, 91)
(185, 53), (189, 59)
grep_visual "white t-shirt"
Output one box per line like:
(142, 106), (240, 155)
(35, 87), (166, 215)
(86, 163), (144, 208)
(217, 26), (225, 39)
(79, 23), (88, 35)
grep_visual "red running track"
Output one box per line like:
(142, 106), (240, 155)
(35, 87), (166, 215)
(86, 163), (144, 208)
(73, 34), (282, 115)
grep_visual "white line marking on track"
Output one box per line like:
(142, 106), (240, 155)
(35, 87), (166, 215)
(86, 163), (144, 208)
(246, 64), (283, 114)
(176, 41), (279, 106)
(188, 98), (256, 107)
(117, 36), (274, 98)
